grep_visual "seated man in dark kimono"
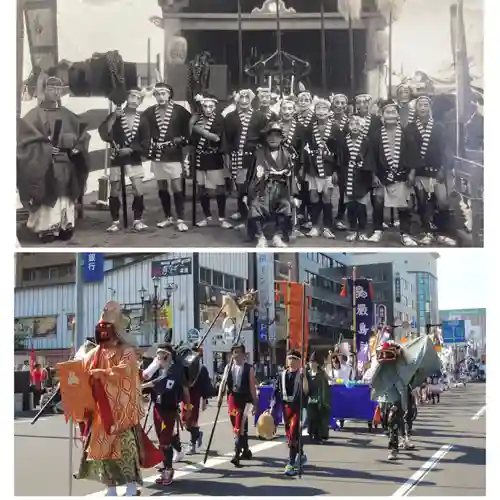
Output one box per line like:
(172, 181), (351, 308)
(340, 115), (375, 243)
(243, 122), (298, 248)
(17, 76), (90, 243)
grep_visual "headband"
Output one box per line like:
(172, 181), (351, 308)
(416, 95), (432, 103)
(256, 87), (271, 94)
(194, 94), (218, 105)
(314, 98), (331, 108)
(128, 88), (144, 99)
(235, 89), (255, 102)
(355, 94), (372, 102)
(330, 93), (348, 102)
(297, 91), (312, 99)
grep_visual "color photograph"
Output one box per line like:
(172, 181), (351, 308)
(14, 251), (486, 496)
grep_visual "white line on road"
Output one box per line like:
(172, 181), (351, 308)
(471, 405), (486, 421)
(88, 429), (307, 496)
(392, 445), (453, 497)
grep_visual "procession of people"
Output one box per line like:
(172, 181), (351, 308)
(46, 295), (452, 496)
(17, 79), (467, 247)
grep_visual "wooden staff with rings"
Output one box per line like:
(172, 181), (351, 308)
(297, 282), (308, 478)
(203, 290), (258, 464)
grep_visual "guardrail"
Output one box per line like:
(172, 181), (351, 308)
(453, 151), (484, 247)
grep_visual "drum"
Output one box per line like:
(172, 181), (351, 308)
(256, 411), (276, 440)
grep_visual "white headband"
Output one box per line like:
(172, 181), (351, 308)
(235, 89), (255, 102)
(195, 94), (218, 105)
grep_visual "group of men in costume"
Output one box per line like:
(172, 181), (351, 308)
(18, 81), (458, 247)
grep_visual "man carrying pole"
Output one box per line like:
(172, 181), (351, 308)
(272, 282), (309, 477)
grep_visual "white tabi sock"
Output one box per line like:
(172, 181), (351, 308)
(105, 486), (118, 496)
(125, 483), (137, 496)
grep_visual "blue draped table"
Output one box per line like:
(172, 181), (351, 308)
(255, 384), (378, 428)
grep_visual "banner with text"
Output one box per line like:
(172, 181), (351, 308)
(355, 278), (374, 356)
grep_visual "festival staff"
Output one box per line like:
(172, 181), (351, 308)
(139, 82), (191, 232)
(354, 94), (382, 139)
(306, 352), (330, 442)
(256, 87), (279, 121)
(181, 345), (213, 454)
(303, 98), (343, 240)
(340, 114), (375, 243)
(141, 343), (192, 486)
(222, 89), (268, 231)
(17, 76), (90, 243)
(189, 94), (232, 229)
(98, 88), (148, 233)
(74, 302), (143, 497)
(368, 100), (420, 246)
(405, 95), (456, 246)
(218, 344), (258, 467)
(273, 349), (310, 476)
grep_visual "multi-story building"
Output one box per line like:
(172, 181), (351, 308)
(439, 308), (486, 354)
(343, 253), (439, 336)
(14, 253), (252, 374)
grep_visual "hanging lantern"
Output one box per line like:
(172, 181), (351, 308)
(337, 0), (363, 22)
(375, 0), (407, 23)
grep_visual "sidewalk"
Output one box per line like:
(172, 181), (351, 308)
(18, 178), (409, 248)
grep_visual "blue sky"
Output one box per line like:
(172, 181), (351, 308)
(437, 251), (486, 310)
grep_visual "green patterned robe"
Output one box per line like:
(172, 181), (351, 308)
(306, 369), (331, 439)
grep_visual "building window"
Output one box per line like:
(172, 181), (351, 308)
(212, 271), (224, 287)
(223, 274), (235, 291)
(49, 267), (58, 280)
(200, 267), (212, 284)
(234, 277), (245, 293)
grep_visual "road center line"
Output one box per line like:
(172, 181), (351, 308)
(471, 406), (486, 420)
(87, 430), (307, 496)
(392, 444), (453, 497)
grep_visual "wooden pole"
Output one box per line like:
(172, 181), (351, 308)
(276, 0), (283, 95)
(237, 0), (244, 87)
(348, 14), (355, 98)
(320, 0), (327, 93)
(16, 0), (24, 125)
(388, 9), (393, 98)
(147, 37), (152, 86)
(352, 266), (357, 376)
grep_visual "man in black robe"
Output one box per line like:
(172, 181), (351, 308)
(303, 98), (343, 240)
(140, 82), (191, 232)
(17, 76), (90, 243)
(244, 122), (298, 248)
(189, 94), (232, 229)
(98, 88), (147, 233)
(330, 93), (350, 231)
(222, 89), (268, 230)
(405, 95), (457, 246)
(368, 100), (420, 246)
(340, 114), (375, 242)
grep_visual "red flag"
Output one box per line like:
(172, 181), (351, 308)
(368, 281), (374, 299)
(340, 278), (348, 297)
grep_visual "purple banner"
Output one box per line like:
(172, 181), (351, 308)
(354, 278), (374, 356)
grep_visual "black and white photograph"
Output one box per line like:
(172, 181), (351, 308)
(15, 0), (483, 248)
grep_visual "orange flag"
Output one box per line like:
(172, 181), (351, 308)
(288, 283), (309, 358)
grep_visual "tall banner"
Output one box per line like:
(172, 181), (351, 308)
(354, 278), (374, 355)
(257, 253), (276, 343)
(286, 283), (309, 358)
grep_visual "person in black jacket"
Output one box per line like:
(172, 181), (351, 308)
(218, 344), (258, 467)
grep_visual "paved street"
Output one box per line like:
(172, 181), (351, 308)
(17, 179), (438, 248)
(14, 383), (486, 496)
